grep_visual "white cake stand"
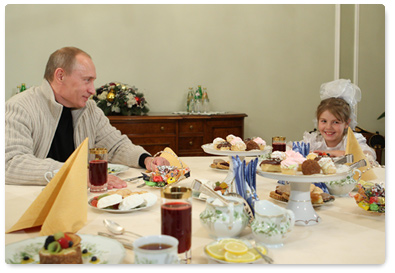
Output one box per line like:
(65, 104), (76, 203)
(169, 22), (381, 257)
(201, 144), (271, 191)
(257, 166), (352, 226)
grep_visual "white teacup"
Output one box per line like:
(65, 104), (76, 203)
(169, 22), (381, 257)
(44, 169), (59, 183)
(133, 235), (179, 264)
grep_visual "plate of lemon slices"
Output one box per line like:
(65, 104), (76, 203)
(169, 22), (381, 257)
(204, 238), (269, 264)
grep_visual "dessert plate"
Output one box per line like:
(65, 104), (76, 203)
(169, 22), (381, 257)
(257, 164), (351, 183)
(269, 196), (335, 207)
(88, 194), (157, 213)
(108, 164), (129, 175)
(202, 144), (270, 157)
(5, 234), (126, 264)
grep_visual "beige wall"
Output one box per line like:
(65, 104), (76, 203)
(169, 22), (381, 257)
(5, 4), (385, 147)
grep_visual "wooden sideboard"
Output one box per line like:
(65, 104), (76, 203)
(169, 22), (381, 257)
(108, 113), (247, 156)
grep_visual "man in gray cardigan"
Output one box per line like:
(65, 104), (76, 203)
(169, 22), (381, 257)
(5, 47), (168, 186)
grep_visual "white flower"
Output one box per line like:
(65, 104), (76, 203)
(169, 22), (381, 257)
(127, 94), (137, 108)
(112, 105), (121, 113)
(97, 91), (108, 101)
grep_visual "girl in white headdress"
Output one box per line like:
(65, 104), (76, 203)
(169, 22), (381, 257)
(302, 79), (376, 160)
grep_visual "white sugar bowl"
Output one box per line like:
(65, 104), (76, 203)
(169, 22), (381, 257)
(325, 168), (362, 196)
(199, 195), (249, 239)
(251, 200), (295, 248)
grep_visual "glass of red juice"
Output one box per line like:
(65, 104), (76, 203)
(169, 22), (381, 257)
(272, 136), (286, 152)
(161, 186), (192, 264)
(88, 148), (108, 192)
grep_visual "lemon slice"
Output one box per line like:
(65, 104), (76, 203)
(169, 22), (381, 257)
(218, 238), (240, 246)
(206, 243), (226, 260)
(224, 241), (249, 255)
(224, 251), (256, 263)
(249, 246), (267, 259)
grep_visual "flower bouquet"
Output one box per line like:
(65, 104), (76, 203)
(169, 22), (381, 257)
(92, 82), (149, 116)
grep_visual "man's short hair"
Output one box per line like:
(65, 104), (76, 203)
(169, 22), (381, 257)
(44, 47), (91, 82)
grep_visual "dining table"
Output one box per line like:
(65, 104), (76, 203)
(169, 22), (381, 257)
(4, 156), (386, 264)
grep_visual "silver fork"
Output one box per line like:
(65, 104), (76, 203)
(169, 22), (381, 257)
(249, 240), (274, 264)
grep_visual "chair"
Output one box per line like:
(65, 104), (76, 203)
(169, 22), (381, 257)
(355, 126), (385, 165)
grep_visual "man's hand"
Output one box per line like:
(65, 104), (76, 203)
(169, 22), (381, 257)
(107, 174), (127, 189)
(144, 156), (170, 172)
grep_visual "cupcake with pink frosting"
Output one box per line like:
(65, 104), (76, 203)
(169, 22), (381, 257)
(230, 137), (246, 151)
(252, 137), (266, 150)
(281, 150), (306, 174)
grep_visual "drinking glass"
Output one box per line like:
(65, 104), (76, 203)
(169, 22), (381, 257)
(88, 148), (108, 192)
(272, 136), (286, 152)
(161, 186), (192, 264)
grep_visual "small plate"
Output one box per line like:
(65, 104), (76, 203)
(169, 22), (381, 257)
(88, 193), (157, 213)
(5, 234), (125, 264)
(108, 164), (129, 175)
(204, 239), (269, 264)
(269, 195), (335, 207)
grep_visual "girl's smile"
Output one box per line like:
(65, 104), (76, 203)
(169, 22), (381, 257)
(318, 110), (350, 147)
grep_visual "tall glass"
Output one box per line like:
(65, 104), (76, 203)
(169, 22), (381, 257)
(161, 186), (192, 264)
(272, 136), (286, 152)
(88, 148), (108, 192)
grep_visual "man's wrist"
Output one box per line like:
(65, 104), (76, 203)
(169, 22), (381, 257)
(139, 153), (151, 169)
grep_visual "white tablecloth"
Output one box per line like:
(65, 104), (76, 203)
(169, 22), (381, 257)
(4, 156), (386, 264)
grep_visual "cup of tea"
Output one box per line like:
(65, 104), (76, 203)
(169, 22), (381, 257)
(133, 235), (179, 264)
(88, 148), (108, 192)
(272, 136), (286, 152)
(161, 186), (192, 264)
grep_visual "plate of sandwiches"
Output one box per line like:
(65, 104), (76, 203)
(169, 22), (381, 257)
(269, 184), (335, 206)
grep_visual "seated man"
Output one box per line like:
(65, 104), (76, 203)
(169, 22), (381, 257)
(5, 46), (168, 186)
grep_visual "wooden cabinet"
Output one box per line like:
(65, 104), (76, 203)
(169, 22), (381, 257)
(108, 113), (247, 156)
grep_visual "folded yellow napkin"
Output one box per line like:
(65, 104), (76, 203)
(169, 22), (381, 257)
(6, 138), (89, 236)
(160, 147), (188, 169)
(345, 128), (377, 181)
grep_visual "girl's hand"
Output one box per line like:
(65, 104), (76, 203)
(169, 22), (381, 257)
(313, 150), (345, 157)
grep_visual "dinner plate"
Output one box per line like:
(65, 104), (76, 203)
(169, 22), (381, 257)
(202, 144), (271, 157)
(88, 194), (157, 213)
(108, 164), (129, 175)
(5, 234), (125, 264)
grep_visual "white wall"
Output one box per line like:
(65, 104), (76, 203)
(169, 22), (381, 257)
(5, 4), (385, 146)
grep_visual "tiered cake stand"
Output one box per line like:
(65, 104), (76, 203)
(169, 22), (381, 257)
(257, 167), (352, 226)
(201, 144), (270, 191)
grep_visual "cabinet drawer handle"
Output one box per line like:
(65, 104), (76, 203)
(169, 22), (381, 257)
(160, 126), (165, 131)
(189, 125), (194, 130)
(189, 141), (193, 146)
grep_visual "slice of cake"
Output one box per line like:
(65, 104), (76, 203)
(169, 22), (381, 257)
(39, 232), (83, 264)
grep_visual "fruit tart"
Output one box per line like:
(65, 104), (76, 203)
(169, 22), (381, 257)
(39, 232), (82, 264)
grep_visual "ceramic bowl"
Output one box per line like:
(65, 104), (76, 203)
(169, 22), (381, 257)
(325, 179), (357, 196)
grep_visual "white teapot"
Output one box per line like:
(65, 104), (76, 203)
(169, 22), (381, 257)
(200, 195), (249, 238)
(251, 200), (295, 248)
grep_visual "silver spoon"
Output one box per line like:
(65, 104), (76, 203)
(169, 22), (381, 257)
(103, 219), (142, 237)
